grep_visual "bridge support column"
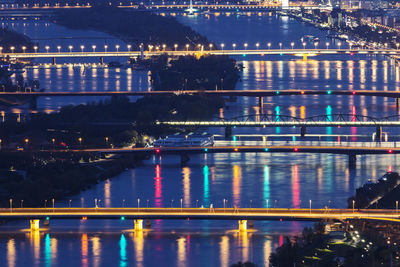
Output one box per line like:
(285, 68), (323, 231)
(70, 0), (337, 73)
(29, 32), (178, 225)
(100, 57), (104, 65)
(376, 126), (382, 142)
(302, 54), (308, 61)
(258, 97), (263, 108)
(134, 219), (143, 231)
(225, 126), (232, 139)
(145, 219), (151, 229)
(30, 219), (40, 231)
(300, 126), (307, 137)
(349, 154), (357, 168)
(238, 220), (247, 232)
(52, 57), (56, 65)
(180, 154), (190, 165)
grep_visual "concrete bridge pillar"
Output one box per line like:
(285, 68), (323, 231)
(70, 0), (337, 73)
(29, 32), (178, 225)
(180, 154), (190, 165)
(300, 126), (307, 137)
(134, 219), (143, 231)
(225, 126), (232, 139)
(145, 219), (151, 229)
(52, 57), (56, 65)
(100, 57), (104, 65)
(349, 154), (357, 168)
(302, 54), (308, 61)
(258, 96), (263, 108)
(238, 220), (247, 232)
(376, 126), (382, 142)
(30, 219), (40, 231)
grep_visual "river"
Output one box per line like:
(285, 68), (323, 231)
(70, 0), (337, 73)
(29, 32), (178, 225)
(1, 12), (400, 266)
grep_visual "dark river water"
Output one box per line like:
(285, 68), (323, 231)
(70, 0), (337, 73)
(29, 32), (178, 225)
(1, 12), (400, 266)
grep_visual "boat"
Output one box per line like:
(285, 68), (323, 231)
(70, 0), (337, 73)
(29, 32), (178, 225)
(153, 134), (214, 147)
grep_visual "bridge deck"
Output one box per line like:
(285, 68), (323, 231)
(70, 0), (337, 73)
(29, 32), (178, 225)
(1, 208), (399, 222)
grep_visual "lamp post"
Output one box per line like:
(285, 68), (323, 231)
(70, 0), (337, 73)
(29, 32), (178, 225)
(314, 42), (318, 50)
(174, 44), (178, 51)
(104, 45), (108, 52)
(309, 199), (312, 213)
(209, 44), (213, 50)
(10, 46), (15, 53)
(9, 199), (12, 211)
(180, 198), (183, 212)
(45, 45), (50, 53)
(0, 47), (3, 54)
(221, 43), (224, 52)
(352, 200), (355, 213)
(279, 42), (282, 50)
(57, 46), (61, 53)
(325, 42), (329, 49)
(256, 42), (259, 50)
(92, 45), (96, 52)
(232, 43), (236, 50)
(68, 45), (73, 53)
(80, 45), (84, 53)
(115, 45), (120, 52)
(244, 43), (248, 50)
(186, 44), (189, 51)
(302, 42), (306, 50)
(127, 44), (131, 52)
(78, 137), (82, 147)
(338, 42), (341, 50)
(267, 42), (271, 50)
(290, 42), (294, 50)
(22, 46), (26, 53)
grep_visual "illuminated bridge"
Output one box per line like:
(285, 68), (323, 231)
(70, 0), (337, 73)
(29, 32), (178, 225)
(3, 89), (400, 100)
(157, 114), (400, 137)
(3, 207), (400, 231)
(2, 48), (400, 62)
(16, 141), (400, 166)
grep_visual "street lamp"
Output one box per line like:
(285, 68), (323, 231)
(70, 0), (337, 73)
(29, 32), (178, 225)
(267, 42), (271, 49)
(255, 42), (259, 50)
(0, 47), (3, 54)
(221, 43), (225, 51)
(244, 43), (248, 50)
(22, 46), (26, 53)
(352, 200), (355, 212)
(302, 42), (306, 49)
(68, 45), (73, 53)
(174, 44), (178, 51)
(309, 199), (312, 213)
(279, 42), (282, 50)
(57, 46), (61, 53)
(78, 137), (82, 146)
(232, 43), (236, 50)
(186, 44), (189, 51)
(92, 45), (96, 52)
(325, 42), (329, 49)
(45, 45), (50, 53)
(127, 44), (131, 52)
(209, 44), (213, 50)
(80, 45), (84, 52)
(338, 42), (341, 50)
(115, 45), (120, 52)
(10, 46), (15, 53)
(104, 45), (108, 52)
(290, 42), (294, 50)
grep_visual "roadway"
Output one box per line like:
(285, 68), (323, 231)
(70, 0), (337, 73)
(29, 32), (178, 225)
(13, 143), (400, 156)
(3, 89), (400, 98)
(1, 207), (400, 223)
(2, 48), (400, 59)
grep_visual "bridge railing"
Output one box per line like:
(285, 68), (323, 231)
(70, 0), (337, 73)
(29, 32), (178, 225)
(216, 140), (400, 148)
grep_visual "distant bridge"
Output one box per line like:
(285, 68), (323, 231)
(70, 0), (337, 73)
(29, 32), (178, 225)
(3, 207), (400, 231)
(1, 49), (399, 62)
(3, 89), (400, 100)
(11, 142), (400, 166)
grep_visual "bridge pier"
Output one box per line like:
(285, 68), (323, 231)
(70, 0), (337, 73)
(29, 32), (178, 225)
(145, 219), (151, 229)
(30, 219), (40, 231)
(349, 154), (357, 168)
(100, 56), (103, 65)
(134, 219), (143, 231)
(180, 154), (190, 165)
(376, 126), (382, 142)
(225, 126), (232, 139)
(43, 218), (50, 227)
(300, 126), (307, 137)
(302, 54), (308, 61)
(258, 96), (263, 108)
(52, 57), (56, 65)
(238, 220), (247, 232)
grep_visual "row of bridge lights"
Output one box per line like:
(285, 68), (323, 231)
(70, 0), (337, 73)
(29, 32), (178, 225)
(2, 42), (400, 53)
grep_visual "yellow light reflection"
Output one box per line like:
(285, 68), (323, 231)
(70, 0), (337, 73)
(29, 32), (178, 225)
(7, 239), (16, 267)
(104, 179), (111, 207)
(233, 165), (242, 207)
(91, 236), (101, 267)
(182, 167), (191, 207)
(220, 236), (229, 267)
(177, 237), (186, 267)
